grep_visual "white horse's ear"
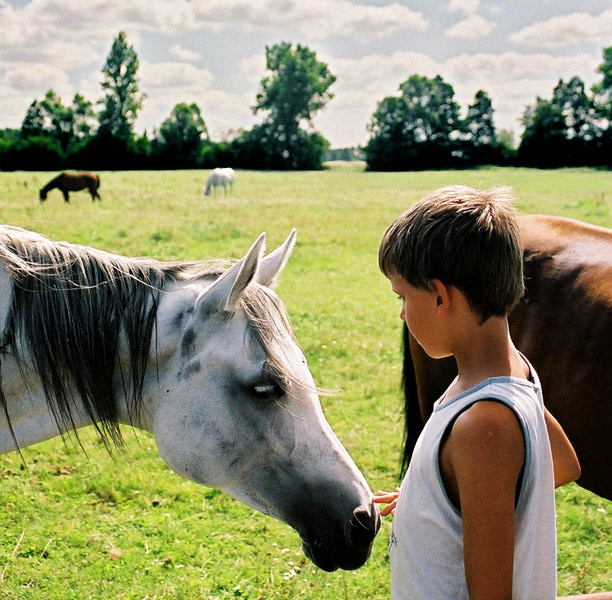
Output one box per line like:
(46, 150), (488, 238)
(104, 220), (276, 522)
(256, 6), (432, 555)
(257, 229), (297, 289)
(196, 233), (266, 313)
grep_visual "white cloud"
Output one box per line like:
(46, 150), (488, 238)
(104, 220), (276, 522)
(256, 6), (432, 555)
(190, 0), (429, 38)
(510, 8), (612, 48)
(1, 35), (99, 71)
(313, 89), (381, 147)
(0, 61), (74, 125)
(76, 71), (105, 105)
(447, 0), (480, 15)
(169, 44), (201, 62)
(138, 88), (256, 140)
(140, 61), (214, 94)
(201, 90), (260, 140)
(0, 0), (430, 136)
(239, 54), (267, 85)
(443, 51), (597, 82)
(446, 14), (496, 39)
(314, 50), (601, 145)
(2, 63), (71, 94)
(0, 0), (428, 136)
(1, 1), (124, 51)
(135, 61), (254, 140)
(322, 50), (440, 94)
(1, 0), (428, 47)
(0, 61), (74, 130)
(433, 52), (599, 132)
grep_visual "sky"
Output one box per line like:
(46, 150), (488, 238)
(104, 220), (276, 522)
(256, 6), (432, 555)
(1, 0), (612, 149)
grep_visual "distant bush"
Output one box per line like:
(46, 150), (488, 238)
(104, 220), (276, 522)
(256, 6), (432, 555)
(0, 135), (65, 171)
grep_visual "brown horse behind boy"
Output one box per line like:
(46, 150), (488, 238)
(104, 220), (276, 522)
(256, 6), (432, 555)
(401, 214), (612, 501)
(39, 172), (101, 203)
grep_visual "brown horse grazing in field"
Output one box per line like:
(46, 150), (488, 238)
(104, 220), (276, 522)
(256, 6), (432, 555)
(401, 214), (612, 501)
(39, 172), (101, 202)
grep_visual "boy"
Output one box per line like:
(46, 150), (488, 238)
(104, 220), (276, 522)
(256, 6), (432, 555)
(373, 185), (581, 600)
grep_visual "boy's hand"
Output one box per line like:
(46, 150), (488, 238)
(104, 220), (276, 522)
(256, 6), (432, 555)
(372, 488), (400, 517)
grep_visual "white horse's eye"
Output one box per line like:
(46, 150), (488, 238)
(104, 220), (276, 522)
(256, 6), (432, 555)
(252, 383), (281, 401)
(254, 384), (274, 395)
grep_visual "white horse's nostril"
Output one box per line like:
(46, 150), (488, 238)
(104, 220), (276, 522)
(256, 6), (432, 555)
(348, 505), (380, 547)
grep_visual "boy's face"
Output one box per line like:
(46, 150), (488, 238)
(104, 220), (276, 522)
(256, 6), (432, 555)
(389, 274), (447, 359)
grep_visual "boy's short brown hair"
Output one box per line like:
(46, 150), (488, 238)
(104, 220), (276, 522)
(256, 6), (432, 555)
(379, 185), (524, 323)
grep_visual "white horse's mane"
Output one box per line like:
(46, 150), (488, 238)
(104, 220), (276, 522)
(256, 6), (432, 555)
(0, 225), (305, 448)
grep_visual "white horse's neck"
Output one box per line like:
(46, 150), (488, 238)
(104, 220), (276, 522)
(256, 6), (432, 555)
(0, 275), (210, 456)
(0, 262), (152, 455)
(0, 367), (94, 454)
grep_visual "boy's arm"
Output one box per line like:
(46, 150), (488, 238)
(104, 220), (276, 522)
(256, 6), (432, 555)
(545, 408), (581, 487)
(442, 401), (525, 600)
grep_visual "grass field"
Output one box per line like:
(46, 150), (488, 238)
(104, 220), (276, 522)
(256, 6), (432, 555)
(0, 165), (610, 599)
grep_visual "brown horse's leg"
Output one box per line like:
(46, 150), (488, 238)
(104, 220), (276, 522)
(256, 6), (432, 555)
(62, 190), (69, 202)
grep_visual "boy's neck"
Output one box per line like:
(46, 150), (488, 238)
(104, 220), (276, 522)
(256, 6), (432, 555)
(447, 315), (528, 398)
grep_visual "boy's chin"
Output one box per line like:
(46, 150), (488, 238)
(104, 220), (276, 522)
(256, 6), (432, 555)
(423, 347), (453, 360)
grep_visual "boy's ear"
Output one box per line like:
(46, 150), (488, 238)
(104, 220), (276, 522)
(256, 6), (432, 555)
(430, 279), (450, 314)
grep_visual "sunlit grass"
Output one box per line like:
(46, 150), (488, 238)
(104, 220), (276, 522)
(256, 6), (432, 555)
(0, 166), (610, 598)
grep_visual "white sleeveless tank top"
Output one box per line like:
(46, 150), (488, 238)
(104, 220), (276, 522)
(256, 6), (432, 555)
(390, 369), (556, 600)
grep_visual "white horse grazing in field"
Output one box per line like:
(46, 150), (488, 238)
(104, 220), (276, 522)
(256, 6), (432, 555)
(0, 225), (379, 572)
(204, 167), (235, 196)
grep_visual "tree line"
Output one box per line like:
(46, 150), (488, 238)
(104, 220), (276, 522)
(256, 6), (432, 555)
(366, 46), (612, 170)
(0, 33), (332, 171)
(1, 32), (611, 172)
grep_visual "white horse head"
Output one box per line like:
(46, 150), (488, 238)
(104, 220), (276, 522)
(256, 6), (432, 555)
(0, 226), (379, 572)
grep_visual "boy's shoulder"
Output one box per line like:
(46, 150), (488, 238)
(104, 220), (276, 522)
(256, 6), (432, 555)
(442, 399), (526, 500)
(451, 399), (524, 447)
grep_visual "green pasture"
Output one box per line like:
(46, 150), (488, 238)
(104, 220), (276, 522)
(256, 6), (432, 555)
(0, 166), (610, 599)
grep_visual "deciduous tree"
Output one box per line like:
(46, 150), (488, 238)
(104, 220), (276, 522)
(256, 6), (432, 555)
(40, 90), (74, 150)
(20, 100), (46, 139)
(517, 97), (566, 167)
(98, 31), (145, 141)
(552, 77), (597, 141)
(398, 75), (460, 144)
(72, 93), (96, 140)
(365, 74), (461, 170)
(592, 45), (612, 121)
(465, 90), (496, 147)
(154, 103), (209, 168)
(252, 42), (335, 168)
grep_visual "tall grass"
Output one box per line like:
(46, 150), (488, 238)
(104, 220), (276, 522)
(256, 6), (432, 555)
(0, 166), (610, 598)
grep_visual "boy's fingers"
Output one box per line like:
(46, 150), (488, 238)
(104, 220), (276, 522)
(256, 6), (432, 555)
(373, 493), (396, 503)
(373, 490), (397, 499)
